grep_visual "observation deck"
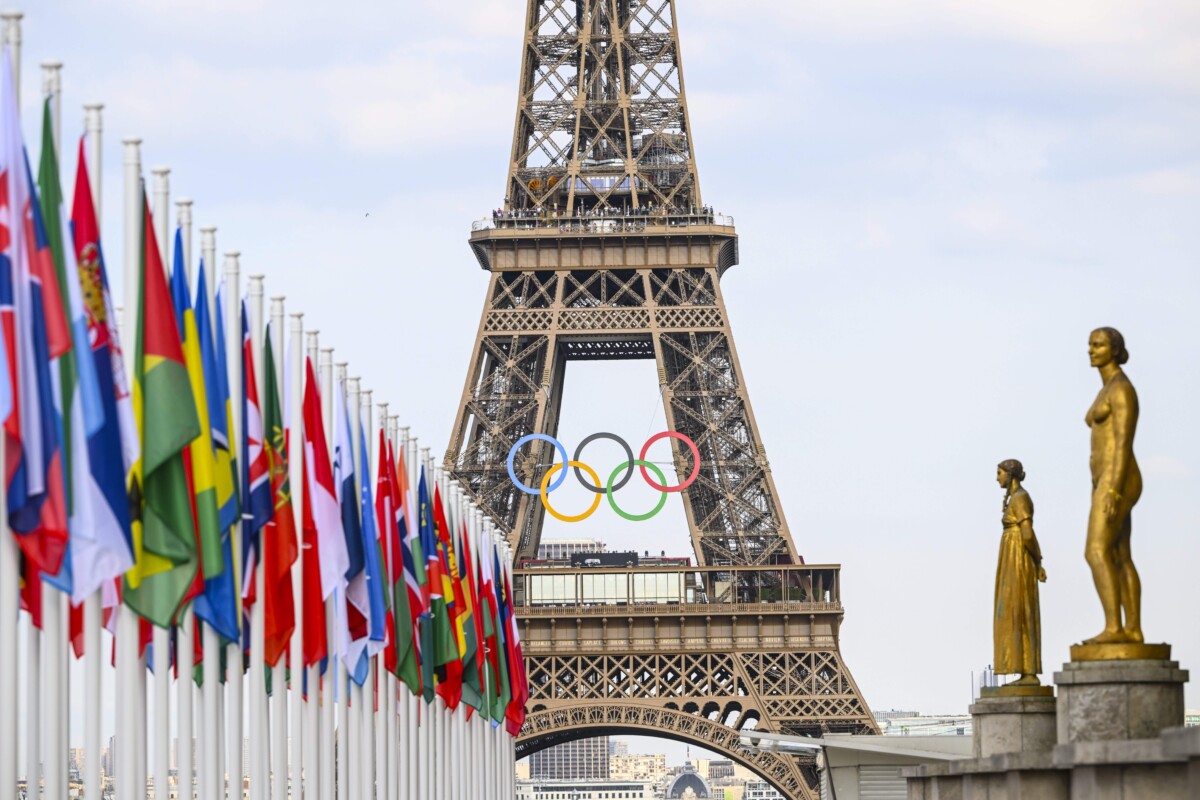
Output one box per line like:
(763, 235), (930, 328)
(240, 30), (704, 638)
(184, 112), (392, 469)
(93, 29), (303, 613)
(512, 564), (845, 655)
(467, 210), (739, 276)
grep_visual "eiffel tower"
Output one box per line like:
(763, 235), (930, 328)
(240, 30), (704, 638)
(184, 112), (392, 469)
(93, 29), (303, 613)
(445, 3), (877, 797)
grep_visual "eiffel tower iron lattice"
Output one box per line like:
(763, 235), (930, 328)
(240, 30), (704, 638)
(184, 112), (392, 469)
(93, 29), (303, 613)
(445, 3), (878, 797)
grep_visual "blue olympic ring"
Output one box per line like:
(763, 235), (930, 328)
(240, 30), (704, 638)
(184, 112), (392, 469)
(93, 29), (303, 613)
(507, 433), (570, 495)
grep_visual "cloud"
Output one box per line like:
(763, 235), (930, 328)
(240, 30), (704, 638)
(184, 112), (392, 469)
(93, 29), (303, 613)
(92, 47), (510, 157)
(1131, 168), (1200, 196)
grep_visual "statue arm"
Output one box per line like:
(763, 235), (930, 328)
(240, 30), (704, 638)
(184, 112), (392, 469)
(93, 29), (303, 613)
(1020, 518), (1042, 565)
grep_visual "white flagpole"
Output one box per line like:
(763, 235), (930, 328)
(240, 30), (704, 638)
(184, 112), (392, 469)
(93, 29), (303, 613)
(303, 330), (321, 799)
(363, 393), (382, 800)
(0, 354), (13, 795)
(116, 134), (142, 800)
(149, 165), (173, 800)
(407, 434), (424, 800)
(225, 253), (246, 800)
(400, 426), (418, 800)
(339, 368), (355, 800)
(318, 346), (335, 800)
(0, 35), (20, 799)
(380, 414), (394, 800)
(35, 59), (66, 800)
(267, 297), (288, 800)
(246, 274), (269, 800)
(287, 314), (305, 800)
(360, 384), (374, 800)
(450, 477), (464, 800)
(196, 228), (215, 800)
(79, 140), (102, 800)
(173, 197), (195, 800)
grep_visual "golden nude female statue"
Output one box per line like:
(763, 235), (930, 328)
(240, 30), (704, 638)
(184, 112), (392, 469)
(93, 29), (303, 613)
(994, 459), (1046, 684)
(1083, 326), (1143, 645)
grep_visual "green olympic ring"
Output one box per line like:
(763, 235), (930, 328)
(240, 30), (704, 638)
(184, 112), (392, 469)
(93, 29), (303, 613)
(605, 460), (669, 522)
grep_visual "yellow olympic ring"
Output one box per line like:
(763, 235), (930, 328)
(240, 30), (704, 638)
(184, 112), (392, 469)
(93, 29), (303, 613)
(540, 461), (603, 523)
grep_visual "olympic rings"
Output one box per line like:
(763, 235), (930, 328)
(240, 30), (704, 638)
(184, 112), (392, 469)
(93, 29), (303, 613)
(506, 431), (700, 521)
(508, 433), (570, 495)
(540, 462), (603, 522)
(606, 460), (668, 521)
(573, 432), (635, 494)
(639, 431), (701, 493)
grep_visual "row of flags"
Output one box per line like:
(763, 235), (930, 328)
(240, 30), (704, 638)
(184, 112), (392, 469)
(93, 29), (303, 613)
(0, 49), (527, 733)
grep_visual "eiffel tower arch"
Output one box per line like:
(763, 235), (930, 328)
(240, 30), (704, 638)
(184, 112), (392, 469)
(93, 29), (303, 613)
(445, 2), (878, 797)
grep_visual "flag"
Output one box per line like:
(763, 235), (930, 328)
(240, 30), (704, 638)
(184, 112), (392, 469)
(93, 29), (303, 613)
(332, 378), (366, 678)
(1, 63), (68, 583)
(347, 418), (385, 685)
(300, 357), (348, 666)
(417, 467), (456, 704)
(381, 435), (419, 694)
(20, 145), (68, 587)
(487, 538), (510, 725)
(123, 185), (201, 629)
(38, 99), (118, 604)
(1, 52), (49, 543)
(456, 516), (484, 712)
(68, 135), (134, 604)
(213, 288), (242, 626)
(501, 555), (527, 735)
(240, 300), (272, 609)
(260, 328), (295, 667)
(190, 258), (237, 642)
(431, 482), (463, 710)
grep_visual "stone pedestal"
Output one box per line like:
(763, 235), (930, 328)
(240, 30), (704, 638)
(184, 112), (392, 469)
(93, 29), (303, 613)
(1054, 657), (1188, 744)
(907, 651), (1192, 799)
(971, 687), (1057, 759)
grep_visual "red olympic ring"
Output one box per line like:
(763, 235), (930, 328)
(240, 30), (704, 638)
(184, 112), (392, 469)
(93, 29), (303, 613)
(638, 431), (700, 493)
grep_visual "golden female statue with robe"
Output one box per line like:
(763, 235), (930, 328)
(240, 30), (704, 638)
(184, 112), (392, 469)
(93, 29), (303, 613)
(994, 459), (1046, 684)
(1083, 326), (1143, 645)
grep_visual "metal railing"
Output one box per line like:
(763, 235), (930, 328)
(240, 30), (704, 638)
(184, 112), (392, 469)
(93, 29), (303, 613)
(512, 563), (840, 610)
(471, 211), (735, 233)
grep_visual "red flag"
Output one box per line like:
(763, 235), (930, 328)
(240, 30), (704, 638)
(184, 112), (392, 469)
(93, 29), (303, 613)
(261, 333), (296, 667)
(504, 564), (528, 735)
(301, 440), (326, 668)
(461, 520), (487, 705)
(432, 485), (463, 709)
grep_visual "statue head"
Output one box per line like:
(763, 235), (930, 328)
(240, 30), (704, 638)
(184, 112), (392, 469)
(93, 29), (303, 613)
(1089, 327), (1129, 368)
(997, 458), (1025, 489)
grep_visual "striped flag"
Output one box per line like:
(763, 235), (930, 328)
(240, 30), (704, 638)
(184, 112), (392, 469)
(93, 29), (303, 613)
(240, 300), (272, 609)
(68, 136), (134, 603)
(260, 328), (295, 666)
(123, 185), (201, 629)
(190, 259), (237, 642)
(300, 357), (348, 666)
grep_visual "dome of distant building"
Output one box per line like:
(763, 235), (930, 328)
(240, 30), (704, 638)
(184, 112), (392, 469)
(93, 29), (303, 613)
(665, 768), (711, 798)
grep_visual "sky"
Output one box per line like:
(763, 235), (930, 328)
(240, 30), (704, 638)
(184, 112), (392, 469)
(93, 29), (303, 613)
(11, 0), (1200, 769)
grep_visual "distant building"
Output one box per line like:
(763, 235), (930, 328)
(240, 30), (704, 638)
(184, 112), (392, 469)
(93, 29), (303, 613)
(609, 740), (629, 757)
(872, 709), (920, 723)
(530, 737), (611, 781)
(538, 538), (606, 561)
(517, 779), (655, 800)
(708, 760), (735, 780)
(666, 763), (713, 798)
(515, 760), (531, 781)
(1186, 709), (1200, 727)
(609, 753), (667, 781)
(743, 780), (784, 800)
(876, 712), (972, 737)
